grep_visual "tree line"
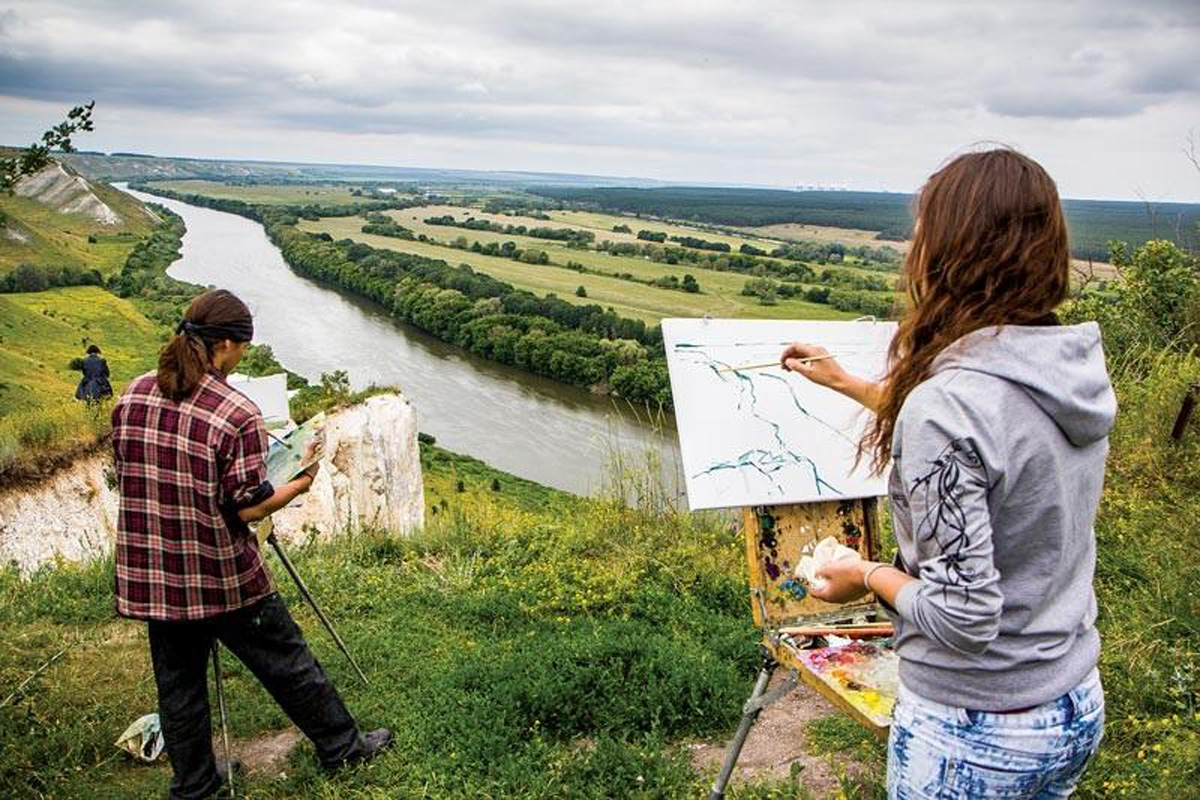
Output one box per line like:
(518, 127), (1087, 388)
(425, 215), (596, 246)
(361, 212), (415, 240)
(130, 184), (675, 408)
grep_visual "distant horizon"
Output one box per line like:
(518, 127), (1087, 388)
(38, 147), (1199, 207)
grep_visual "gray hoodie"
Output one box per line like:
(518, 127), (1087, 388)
(886, 320), (1116, 710)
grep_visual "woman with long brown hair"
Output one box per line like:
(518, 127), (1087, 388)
(112, 289), (391, 799)
(781, 148), (1114, 798)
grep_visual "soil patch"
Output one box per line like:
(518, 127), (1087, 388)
(213, 729), (303, 777)
(690, 674), (871, 798)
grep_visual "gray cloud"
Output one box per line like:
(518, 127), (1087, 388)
(0, 0), (1196, 199)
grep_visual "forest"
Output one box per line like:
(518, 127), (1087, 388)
(531, 186), (1200, 261)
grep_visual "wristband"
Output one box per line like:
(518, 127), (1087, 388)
(863, 563), (888, 592)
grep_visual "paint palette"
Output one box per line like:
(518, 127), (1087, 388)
(798, 641), (899, 729)
(743, 499), (898, 739)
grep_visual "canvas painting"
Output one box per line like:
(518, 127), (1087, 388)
(663, 318), (897, 510)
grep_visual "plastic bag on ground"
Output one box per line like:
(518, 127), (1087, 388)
(115, 712), (164, 762)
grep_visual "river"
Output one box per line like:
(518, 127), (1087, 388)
(120, 185), (681, 497)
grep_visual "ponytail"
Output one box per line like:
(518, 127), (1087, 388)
(157, 333), (213, 401)
(156, 289), (254, 402)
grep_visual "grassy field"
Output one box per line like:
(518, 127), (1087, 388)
(0, 183), (157, 277)
(300, 214), (859, 324)
(2, 345), (1198, 798)
(150, 180), (393, 206)
(391, 205), (894, 279)
(539, 208), (785, 252)
(738, 221), (900, 249)
(0, 443), (800, 798)
(0, 286), (162, 415)
(0, 286), (164, 481)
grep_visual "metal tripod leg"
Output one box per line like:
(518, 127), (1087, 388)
(211, 641), (234, 798)
(266, 530), (369, 686)
(709, 648), (786, 800)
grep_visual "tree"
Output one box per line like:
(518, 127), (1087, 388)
(681, 274), (700, 293)
(1, 102), (95, 193)
(1064, 239), (1200, 361)
(8, 263), (50, 292)
(575, 285), (588, 297)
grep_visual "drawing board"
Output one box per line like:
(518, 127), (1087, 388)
(266, 413), (325, 487)
(663, 318), (896, 510)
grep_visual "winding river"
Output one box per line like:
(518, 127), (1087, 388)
(120, 185), (681, 497)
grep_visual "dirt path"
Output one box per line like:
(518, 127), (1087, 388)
(212, 729), (303, 777)
(690, 674), (873, 798)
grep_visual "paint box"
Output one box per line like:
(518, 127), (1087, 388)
(744, 499), (897, 738)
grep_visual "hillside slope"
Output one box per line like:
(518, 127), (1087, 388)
(0, 286), (162, 414)
(0, 163), (158, 276)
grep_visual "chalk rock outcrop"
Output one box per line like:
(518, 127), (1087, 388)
(270, 393), (425, 542)
(0, 393), (424, 574)
(0, 452), (119, 574)
(14, 162), (122, 225)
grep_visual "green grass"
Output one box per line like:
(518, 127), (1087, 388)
(1071, 347), (1200, 798)
(0, 444), (801, 799)
(0, 346), (1197, 798)
(299, 215), (857, 325)
(0, 286), (162, 415)
(0, 182), (157, 277)
(540, 208), (785, 252)
(388, 205), (890, 281)
(0, 286), (164, 482)
(150, 180), (388, 206)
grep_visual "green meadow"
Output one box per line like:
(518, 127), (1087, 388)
(150, 180), (391, 206)
(0, 286), (162, 415)
(299, 214), (858, 325)
(0, 184), (157, 277)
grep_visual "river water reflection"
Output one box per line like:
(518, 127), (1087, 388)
(120, 185), (681, 497)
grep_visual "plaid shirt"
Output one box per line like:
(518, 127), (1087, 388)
(112, 369), (275, 621)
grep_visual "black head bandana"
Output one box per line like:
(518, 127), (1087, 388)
(176, 318), (254, 343)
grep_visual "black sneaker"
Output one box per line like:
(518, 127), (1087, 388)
(325, 728), (393, 771)
(358, 728), (393, 762)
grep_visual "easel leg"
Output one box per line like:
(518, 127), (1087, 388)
(708, 648), (778, 800)
(211, 642), (234, 798)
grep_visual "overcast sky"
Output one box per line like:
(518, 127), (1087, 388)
(1, 0), (1197, 201)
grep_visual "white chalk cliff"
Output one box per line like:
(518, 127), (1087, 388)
(269, 394), (426, 542)
(0, 392), (425, 575)
(14, 162), (125, 225)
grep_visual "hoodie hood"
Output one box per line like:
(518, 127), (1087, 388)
(929, 321), (1117, 446)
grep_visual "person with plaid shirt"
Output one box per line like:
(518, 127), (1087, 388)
(112, 289), (391, 799)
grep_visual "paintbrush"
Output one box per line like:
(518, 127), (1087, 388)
(719, 353), (838, 373)
(267, 430), (293, 449)
(780, 623), (894, 638)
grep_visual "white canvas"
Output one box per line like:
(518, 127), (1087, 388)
(227, 372), (291, 426)
(663, 318), (897, 510)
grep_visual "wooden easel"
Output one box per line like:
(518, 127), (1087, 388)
(708, 497), (895, 800)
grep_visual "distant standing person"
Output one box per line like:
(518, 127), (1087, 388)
(110, 289), (391, 799)
(781, 148), (1112, 798)
(75, 344), (112, 403)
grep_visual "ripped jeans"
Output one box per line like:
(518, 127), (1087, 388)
(887, 668), (1104, 799)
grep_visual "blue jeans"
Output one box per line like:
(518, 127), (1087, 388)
(887, 668), (1104, 799)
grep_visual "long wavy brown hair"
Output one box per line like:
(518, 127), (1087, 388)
(862, 147), (1070, 474)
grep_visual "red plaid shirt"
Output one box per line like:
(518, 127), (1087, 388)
(112, 369), (275, 621)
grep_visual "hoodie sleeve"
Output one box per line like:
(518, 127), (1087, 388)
(893, 381), (1005, 655)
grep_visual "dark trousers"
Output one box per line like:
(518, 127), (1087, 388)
(147, 593), (365, 799)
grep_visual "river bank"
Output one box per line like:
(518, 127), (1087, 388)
(119, 185), (681, 497)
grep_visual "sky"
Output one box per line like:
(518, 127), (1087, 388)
(0, 0), (1198, 201)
